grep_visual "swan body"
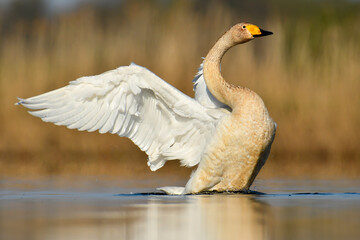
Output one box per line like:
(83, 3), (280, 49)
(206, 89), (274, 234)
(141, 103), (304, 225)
(17, 23), (276, 194)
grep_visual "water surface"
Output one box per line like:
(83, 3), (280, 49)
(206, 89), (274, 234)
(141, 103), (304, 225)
(1, 178), (359, 240)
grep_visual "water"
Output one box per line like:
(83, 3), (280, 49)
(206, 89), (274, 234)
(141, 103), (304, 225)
(1, 177), (359, 240)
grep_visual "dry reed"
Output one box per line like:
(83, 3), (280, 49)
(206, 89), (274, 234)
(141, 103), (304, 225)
(0, 1), (359, 178)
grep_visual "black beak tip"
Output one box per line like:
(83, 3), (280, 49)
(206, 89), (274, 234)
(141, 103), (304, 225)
(259, 28), (273, 37)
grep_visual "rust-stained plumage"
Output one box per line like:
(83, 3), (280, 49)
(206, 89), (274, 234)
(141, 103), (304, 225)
(185, 23), (276, 193)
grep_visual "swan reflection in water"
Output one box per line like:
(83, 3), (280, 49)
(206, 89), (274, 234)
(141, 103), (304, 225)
(4, 194), (269, 240)
(120, 195), (269, 240)
(3, 181), (359, 239)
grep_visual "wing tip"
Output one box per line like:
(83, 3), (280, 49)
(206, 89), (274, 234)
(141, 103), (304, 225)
(192, 59), (205, 87)
(15, 97), (25, 106)
(147, 157), (165, 171)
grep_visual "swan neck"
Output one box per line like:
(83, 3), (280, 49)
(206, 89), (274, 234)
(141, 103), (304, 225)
(203, 33), (237, 108)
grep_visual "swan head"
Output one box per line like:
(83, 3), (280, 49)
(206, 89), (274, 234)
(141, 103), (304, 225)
(230, 23), (273, 44)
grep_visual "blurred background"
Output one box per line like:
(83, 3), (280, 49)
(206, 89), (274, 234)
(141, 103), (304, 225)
(0, 0), (359, 179)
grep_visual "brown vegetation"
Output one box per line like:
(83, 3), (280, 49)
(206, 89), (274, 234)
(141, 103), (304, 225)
(0, 1), (359, 178)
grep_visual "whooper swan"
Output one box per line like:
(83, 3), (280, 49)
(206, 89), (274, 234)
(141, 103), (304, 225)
(17, 23), (276, 195)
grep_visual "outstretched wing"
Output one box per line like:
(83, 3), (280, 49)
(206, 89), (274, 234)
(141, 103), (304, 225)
(17, 63), (226, 171)
(192, 61), (230, 110)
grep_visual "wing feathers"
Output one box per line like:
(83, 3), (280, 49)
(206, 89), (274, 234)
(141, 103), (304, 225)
(65, 104), (95, 129)
(18, 64), (226, 171)
(192, 61), (230, 110)
(78, 103), (102, 131)
(99, 110), (118, 134)
(111, 112), (125, 134)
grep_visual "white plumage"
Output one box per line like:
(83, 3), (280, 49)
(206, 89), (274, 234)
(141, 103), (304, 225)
(18, 63), (227, 172)
(192, 62), (228, 110)
(18, 23), (276, 195)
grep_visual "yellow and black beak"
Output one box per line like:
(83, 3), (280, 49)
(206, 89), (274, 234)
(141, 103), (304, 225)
(255, 28), (273, 37)
(246, 25), (273, 37)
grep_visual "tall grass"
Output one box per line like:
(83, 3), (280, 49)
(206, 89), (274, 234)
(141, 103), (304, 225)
(1, 1), (359, 177)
